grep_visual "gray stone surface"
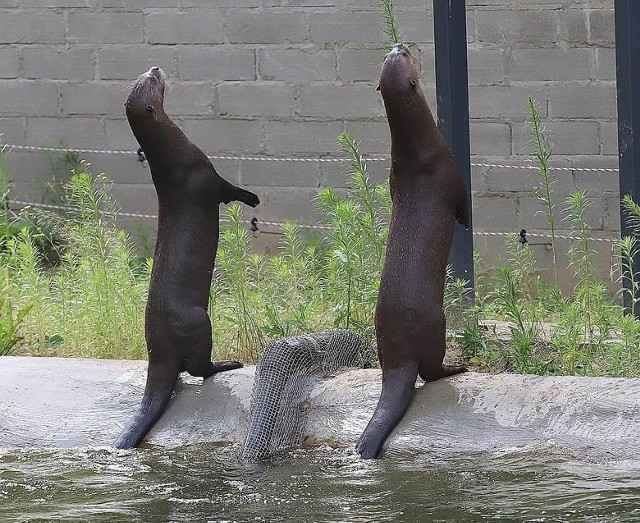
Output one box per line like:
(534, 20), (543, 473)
(2, 356), (640, 462)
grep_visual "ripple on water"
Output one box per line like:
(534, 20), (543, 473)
(0, 445), (639, 522)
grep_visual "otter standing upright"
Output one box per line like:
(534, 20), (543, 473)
(114, 67), (260, 449)
(356, 44), (469, 459)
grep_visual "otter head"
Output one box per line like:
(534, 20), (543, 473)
(377, 43), (421, 100)
(125, 66), (167, 120)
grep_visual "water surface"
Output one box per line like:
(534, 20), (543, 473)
(2, 445), (639, 522)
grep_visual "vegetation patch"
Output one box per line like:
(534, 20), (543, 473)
(1, 105), (639, 376)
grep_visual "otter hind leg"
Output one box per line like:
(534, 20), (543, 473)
(356, 363), (418, 459)
(207, 360), (243, 376)
(419, 363), (468, 383)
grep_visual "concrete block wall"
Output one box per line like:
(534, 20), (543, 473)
(0, 0), (620, 291)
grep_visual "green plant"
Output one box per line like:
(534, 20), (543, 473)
(2, 167), (149, 359)
(0, 268), (33, 356)
(527, 96), (559, 289)
(379, 0), (402, 48)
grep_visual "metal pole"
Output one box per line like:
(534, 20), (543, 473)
(615, 0), (640, 315)
(433, 0), (474, 289)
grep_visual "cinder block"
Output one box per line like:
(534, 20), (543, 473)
(163, 83), (213, 116)
(99, 47), (176, 81)
(211, 158), (241, 186)
(0, 47), (18, 78)
(468, 48), (504, 86)
(265, 121), (344, 154)
(0, 11), (65, 44)
(469, 85), (547, 119)
(89, 0), (175, 7)
(23, 48), (95, 81)
(337, 48), (385, 83)
(0, 117), (26, 145)
(600, 121), (618, 156)
(308, 11), (385, 44)
(104, 118), (138, 151)
(507, 48), (591, 81)
(604, 193), (622, 232)
(183, 0), (257, 6)
(318, 158), (390, 189)
(22, 0), (88, 6)
(146, 10), (224, 44)
(594, 48), (615, 81)
(263, 0), (332, 5)
(241, 159), (320, 188)
(415, 45), (436, 80)
(0, 80), (59, 116)
(483, 165), (546, 194)
(573, 169), (618, 196)
(549, 83), (616, 119)
(243, 186), (322, 224)
(319, 160), (351, 189)
(518, 196), (560, 230)
(69, 12), (144, 44)
(559, 9), (589, 44)
(217, 82), (295, 117)
(109, 183), (159, 216)
(476, 9), (559, 44)
(589, 9), (614, 44)
(344, 120), (390, 155)
(86, 155), (152, 186)
(178, 46), (255, 81)
(7, 181), (49, 203)
(26, 117), (106, 149)
(472, 194), (518, 230)
(226, 11), (306, 44)
(512, 121), (600, 156)
(258, 49), (336, 82)
(470, 122), (511, 156)
(61, 82), (125, 116)
(395, 9), (434, 44)
(180, 118), (264, 154)
(2, 150), (54, 184)
(298, 83), (383, 118)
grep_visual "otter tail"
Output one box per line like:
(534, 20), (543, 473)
(114, 363), (179, 449)
(222, 181), (260, 208)
(356, 364), (418, 459)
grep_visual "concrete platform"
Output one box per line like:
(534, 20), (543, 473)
(1, 356), (640, 460)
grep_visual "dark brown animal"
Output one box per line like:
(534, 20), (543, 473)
(356, 44), (469, 459)
(114, 67), (260, 449)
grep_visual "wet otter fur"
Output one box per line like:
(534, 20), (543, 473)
(356, 44), (469, 459)
(114, 67), (260, 449)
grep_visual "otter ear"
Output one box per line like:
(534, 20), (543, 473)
(145, 105), (153, 112)
(410, 79), (417, 87)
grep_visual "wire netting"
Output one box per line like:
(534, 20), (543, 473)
(242, 329), (373, 461)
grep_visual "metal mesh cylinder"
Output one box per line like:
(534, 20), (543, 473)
(242, 329), (373, 461)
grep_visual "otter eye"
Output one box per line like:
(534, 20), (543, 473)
(410, 79), (417, 87)
(145, 104), (153, 112)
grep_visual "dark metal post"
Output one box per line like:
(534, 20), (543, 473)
(433, 0), (474, 289)
(615, 0), (640, 315)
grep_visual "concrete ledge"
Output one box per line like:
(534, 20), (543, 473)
(2, 356), (639, 460)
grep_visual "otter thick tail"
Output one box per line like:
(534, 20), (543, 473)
(222, 181), (260, 208)
(356, 364), (467, 459)
(114, 362), (179, 449)
(114, 360), (241, 449)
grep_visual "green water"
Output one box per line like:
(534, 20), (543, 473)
(1, 445), (639, 522)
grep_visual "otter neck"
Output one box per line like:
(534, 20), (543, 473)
(384, 91), (445, 164)
(132, 110), (188, 167)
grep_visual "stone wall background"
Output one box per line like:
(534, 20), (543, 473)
(0, 0), (619, 290)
